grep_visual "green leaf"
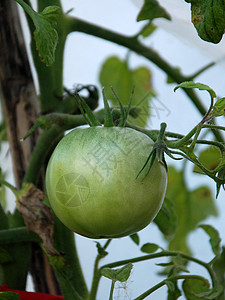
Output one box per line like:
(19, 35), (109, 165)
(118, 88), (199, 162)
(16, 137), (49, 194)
(140, 22), (157, 38)
(199, 224), (221, 256)
(101, 263), (133, 283)
(182, 277), (210, 300)
(194, 285), (223, 299)
(140, 243), (159, 254)
(16, 0), (60, 66)
(153, 197), (177, 238)
(166, 166), (217, 254)
(188, 0), (225, 43)
(33, 6), (61, 66)
(0, 292), (21, 300)
(129, 233), (140, 245)
(99, 56), (154, 127)
(212, 246), (225, 288)
(101, 267), (116, 281)
(137, 0), (171, 22)
(174, 81), (216, 98)
(193, 146), (221, 174)
(210, 97), (225, 117)
(96, 242), (108, 258)
(114, 263), (133, 282)
(156, 261), (174, 267)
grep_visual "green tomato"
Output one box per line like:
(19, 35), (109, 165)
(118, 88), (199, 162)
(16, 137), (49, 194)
(45, 127), (167, 239)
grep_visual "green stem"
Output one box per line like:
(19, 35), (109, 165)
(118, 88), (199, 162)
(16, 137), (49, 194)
(100, 251), (217, 288)
(134, 275), (208, 300)
(187, 62), (215, 80)
(23, 125), (62, 184)
(0, 227), (41, 244)
(109, 280), (115, 300)
(203, 124), (225, 131)
(0, 180), (19, 198)
(102, 88), (114, 127)
(89, 256), (102, 300)
(89, 239), (112, 300)
(169, 149), (219, 180)
(53, 220), (89, 299)
(166, 126), (198, 148)
(200, 95), (215, 124)
(103, 239), (112, 249)
(128, 122), (225, 152)
(126, 122), (159, 141)
(157, 122), (167, 142)
(50, 264), (85, 300)
(189, 124), (202, 150)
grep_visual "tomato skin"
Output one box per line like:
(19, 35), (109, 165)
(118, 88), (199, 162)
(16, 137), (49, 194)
(45, 127), (167, 239)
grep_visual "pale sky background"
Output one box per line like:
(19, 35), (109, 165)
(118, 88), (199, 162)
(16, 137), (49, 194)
(1, 0), (225, 299)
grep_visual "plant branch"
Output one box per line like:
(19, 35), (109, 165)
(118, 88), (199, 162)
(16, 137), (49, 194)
(89, 240), (112, 300)
(127, 122), (225, 152)
(22, 125), (62, 184)
(100, 250), (217, 288)
(187, 62), (216, 81)
(109, 280), (115, 300)
(64, 16), (224, 142)
(134, 275), (209, 300)
(89, 256), (102, 300)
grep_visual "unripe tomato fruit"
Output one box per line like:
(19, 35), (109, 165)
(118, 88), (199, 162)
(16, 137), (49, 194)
(45, 127), (167, 239)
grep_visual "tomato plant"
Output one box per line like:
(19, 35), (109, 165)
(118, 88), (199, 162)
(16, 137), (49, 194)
(1, 0), (225, 300)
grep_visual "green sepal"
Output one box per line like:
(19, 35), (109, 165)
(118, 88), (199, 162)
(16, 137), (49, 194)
(136, 149), (156, 180)
(74, 93), (101, 127)
(110, 87), (126, 127)
(102, 88), (114, 127)
(210, 97), (225, 117)
(174, 81), (216, 99)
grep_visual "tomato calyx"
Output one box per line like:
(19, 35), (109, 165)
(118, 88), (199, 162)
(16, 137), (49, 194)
(74, 86), (134, 128)
(136, 122), (182, 180)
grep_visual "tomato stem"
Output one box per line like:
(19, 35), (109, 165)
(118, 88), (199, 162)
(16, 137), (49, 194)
(109, 280), (115, 300)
